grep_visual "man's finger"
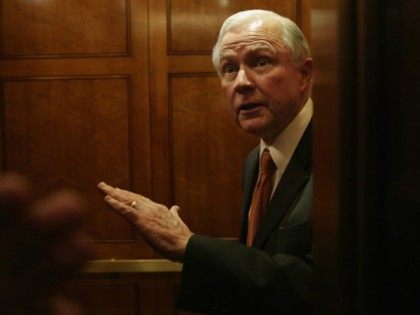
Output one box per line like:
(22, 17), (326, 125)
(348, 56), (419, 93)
(98, 181), (150, 205)
(104, 195), (139, 221)
(114, 187), (141, 202)
(169, 205), (181, 218)
(97, 182), (132, 204)
(97, 182), (115, 196)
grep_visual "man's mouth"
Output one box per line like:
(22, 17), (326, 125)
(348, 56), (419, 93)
(238, 103), (263, 111)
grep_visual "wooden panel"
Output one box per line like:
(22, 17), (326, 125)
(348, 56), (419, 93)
(148, 0), (172, 208)
(62, 274), (156, 315)
(64, 284), (140, 314)
(156, 273), (198, 315)
(2, 77), (134, 243)
(156, 273), (181, 315)
(168, 0), (298, 54)
(1, 0), (129, 57)
(170, 75), (257, 237)
(301, 0), (351, 314)
(310, 9), (343, 315)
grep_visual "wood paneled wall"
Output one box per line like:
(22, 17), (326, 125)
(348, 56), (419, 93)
(1, 0), (306, 313)
(1, 0), (153, 260)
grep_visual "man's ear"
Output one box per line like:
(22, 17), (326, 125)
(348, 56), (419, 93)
(300, 58), (313, 91)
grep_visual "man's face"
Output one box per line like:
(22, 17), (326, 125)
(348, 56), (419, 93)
(218, 20), (312, 143)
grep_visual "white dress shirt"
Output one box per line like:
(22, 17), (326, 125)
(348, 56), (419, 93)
(259, 98), (313, 197)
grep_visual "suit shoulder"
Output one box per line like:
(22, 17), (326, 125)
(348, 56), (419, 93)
(245, 146), (259, 164)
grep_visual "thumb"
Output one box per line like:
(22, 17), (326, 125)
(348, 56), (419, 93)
(169, 205), (181, 219)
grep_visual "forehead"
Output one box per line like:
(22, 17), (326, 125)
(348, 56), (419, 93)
(219, 24), (286, 58)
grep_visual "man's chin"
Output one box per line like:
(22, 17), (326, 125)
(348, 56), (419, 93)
(238, 120), (266, 137)
(238, 118), (281, 143)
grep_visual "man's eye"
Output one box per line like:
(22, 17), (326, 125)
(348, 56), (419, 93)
(256, 58), (268, 67)
(224, 64), (237, 73)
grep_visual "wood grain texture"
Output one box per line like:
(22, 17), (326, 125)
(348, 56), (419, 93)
(1, 0), (128, 57)
(2, 77), (134, 242)
(170, 74), (257, 237)
(0, 0), (153, 260)
(62, 273), (155, 315)
(156, 273), (200, 315)
(302, 0), (342, 313)
(168, 0), (298, 54)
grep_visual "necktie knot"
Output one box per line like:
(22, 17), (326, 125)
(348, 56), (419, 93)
(260, 149), (275, 176)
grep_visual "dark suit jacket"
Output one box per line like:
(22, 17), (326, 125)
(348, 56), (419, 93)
(178, 125), (313, 314)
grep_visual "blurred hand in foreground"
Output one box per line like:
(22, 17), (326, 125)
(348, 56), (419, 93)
(0, 173), (91, 315)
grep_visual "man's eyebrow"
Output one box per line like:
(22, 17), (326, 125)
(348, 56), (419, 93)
(218, 42), (278, 66)
(219, 51), (236, 63)
(245, 42), (277, 54)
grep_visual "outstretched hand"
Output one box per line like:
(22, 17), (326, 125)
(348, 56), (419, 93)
(97, 182), (193, 262)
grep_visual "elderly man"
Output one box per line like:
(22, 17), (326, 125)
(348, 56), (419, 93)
(99, 9), (313, 314)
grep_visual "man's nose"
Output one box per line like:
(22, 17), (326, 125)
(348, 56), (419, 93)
(233, 69), (254, 93)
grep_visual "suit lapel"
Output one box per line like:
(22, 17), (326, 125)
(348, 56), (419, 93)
(252, 124), (312, 248)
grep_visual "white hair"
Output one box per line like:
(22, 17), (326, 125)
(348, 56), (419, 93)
(212, 10), (311, 71)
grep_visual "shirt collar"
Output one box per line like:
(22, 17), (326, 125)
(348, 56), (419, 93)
(259, 98), (313, 175)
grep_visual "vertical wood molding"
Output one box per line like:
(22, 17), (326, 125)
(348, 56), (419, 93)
(306, 0), (347, 314)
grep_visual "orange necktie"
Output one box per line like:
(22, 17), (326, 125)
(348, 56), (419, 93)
(247, 149), (276, 246)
